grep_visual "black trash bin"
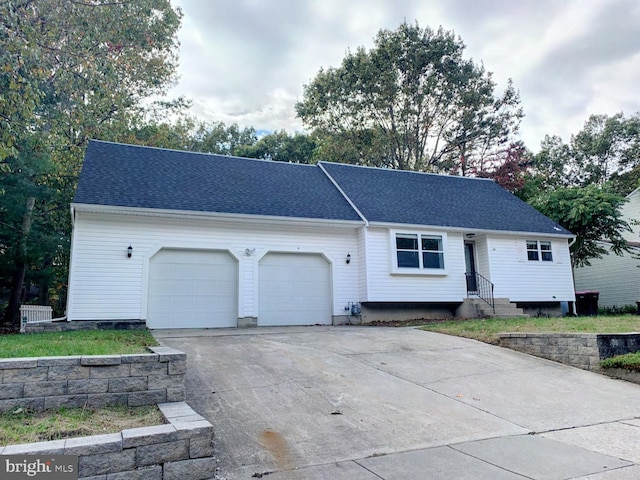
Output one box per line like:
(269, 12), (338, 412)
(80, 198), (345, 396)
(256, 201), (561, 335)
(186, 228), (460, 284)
(575, 291), (599, 316)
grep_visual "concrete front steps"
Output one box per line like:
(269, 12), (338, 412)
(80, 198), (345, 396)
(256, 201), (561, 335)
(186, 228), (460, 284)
(461, 297), (529, 319)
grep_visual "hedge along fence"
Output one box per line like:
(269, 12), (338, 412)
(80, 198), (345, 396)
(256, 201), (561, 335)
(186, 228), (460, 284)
(0, 346), (186, 413)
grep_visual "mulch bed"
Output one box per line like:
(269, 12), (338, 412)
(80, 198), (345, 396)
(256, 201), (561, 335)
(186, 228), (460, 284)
(366, 318), (453, 327)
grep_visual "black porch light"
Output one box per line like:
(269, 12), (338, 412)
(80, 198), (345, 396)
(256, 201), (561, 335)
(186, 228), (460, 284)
(127, 245), (133, 258)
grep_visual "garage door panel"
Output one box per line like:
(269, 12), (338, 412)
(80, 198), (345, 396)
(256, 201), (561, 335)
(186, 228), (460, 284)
(148, 249), (237, 329)
(258, 253), (331, 326)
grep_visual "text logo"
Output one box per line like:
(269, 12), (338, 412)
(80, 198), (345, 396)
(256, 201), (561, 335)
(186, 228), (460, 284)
(1, 456), (78, 479)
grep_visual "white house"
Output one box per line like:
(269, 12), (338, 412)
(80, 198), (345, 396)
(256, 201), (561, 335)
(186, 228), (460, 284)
(574, 187), (640, 309)
(66, 140), (576, 328)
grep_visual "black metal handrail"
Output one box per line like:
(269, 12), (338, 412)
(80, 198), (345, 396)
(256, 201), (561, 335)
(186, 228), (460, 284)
(466, 272), (495, 314)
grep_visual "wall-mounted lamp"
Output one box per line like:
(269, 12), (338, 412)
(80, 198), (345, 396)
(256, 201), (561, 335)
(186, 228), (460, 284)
(127, 245), (133, 258)
(346, 253), (351, 264)
(465, 233), (475, 239)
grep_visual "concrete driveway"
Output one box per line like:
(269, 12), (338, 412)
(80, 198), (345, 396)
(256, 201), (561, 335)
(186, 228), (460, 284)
(153, 326), (640, 479)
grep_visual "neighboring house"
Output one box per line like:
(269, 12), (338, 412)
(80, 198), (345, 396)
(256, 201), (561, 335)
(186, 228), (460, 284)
(574, 187), (640, 308)
(66, 140), (576, 328)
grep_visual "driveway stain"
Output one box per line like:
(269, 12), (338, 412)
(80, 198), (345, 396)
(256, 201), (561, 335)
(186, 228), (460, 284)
(259, 430), (293, 470)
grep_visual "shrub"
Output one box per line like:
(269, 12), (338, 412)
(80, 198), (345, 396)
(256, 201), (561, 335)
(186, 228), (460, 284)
(598, 304), (638, 316)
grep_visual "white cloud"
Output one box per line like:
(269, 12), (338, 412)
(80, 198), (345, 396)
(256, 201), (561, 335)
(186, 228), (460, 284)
(167, 0), (640, 152)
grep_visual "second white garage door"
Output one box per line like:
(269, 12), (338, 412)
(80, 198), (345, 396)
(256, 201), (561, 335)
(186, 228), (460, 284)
(147, 249), (237, 329)
(258, 252), (331, 326)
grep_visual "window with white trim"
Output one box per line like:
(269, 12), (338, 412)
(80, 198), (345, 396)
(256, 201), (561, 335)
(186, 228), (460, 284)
(395, 233), (444, 269)
(526, 240), (553, 262)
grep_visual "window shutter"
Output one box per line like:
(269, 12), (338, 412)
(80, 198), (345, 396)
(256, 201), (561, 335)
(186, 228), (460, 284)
(554, 241), (562, 264)
(516, 239), (526, 263)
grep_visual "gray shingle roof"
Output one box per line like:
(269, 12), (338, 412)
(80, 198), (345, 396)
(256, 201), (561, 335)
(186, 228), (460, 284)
(320, 162), (572, 236)
(73, 140), (362, 221)
(74, 140), (571, 236)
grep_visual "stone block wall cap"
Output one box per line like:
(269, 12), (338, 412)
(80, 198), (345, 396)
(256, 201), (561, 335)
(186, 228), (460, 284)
(81, 355), (122, 366)
(0, 358), (39, 369)
(64, 432), (122, 455)
(122, 423), (177, 439)
(2, 439), (66, 455)
(37, 356), (83, 366)
(121, 424), (178, 448)
(148, 346), (186, 360)
(120, 353), (159, 363)
(172, 421), (214, 439)
(158, 402), (196, 419)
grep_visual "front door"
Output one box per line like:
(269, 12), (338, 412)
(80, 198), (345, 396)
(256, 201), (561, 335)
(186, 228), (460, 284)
(464, 242), (477, 293)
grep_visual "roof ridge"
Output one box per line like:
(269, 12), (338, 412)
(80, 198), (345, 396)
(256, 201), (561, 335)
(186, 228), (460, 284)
(88, 139), (318, 168)
(318, 160), (495, 182)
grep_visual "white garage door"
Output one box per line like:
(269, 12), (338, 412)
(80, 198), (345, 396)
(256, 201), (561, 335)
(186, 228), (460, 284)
(258, 252), (331, 326)
(147, 249), (237, 329)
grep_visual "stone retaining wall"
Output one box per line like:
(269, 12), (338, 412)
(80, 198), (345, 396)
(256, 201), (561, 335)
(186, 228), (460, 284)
(0, 402), (216, 480)
(0, 346), (185, 413)
(498, 333), (640, 371)
(25, 320), (147, 333)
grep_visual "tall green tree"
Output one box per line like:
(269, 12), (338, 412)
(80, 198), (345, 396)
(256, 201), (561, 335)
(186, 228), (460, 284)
(237, 130), (318, 164)
(529, 185), (630, 268)
(1, 0), (183, 325)
(531, 113), (640, 192)
(190, 122), (257, 156)
(295, 22), (523, 173)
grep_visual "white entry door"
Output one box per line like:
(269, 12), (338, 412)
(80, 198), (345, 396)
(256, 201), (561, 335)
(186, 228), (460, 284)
(258, 252), (331, 326)
(147, 249), (237, 329)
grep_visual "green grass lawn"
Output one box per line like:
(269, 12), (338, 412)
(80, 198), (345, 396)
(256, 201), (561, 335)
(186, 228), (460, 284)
(0, 405), (164, 445)
(0, 329), (158, 358)
(419, 315), (640, 344)
(0, 329), (162, 445)
(600, 351), (640, 371)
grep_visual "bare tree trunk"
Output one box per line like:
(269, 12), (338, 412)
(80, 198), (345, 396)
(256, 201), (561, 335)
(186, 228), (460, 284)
(3, 197), (35, 326)
(38, 257), (52, 305)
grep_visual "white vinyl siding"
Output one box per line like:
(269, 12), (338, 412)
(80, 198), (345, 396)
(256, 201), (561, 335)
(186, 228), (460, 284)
(258, 253), (331, 326)
(357, 228), (369, 301)
(365, 227), (466, 302)
(474, 236), (491, 280)
(67, 212), (359, 322)
(490, 236), (574, 301)
(574, 243), (640, 308)
(571, 189), (640, 308)
(621, 188), (640, 242)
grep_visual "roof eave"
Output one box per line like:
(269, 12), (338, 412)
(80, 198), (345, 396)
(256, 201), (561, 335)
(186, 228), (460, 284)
(366, 221), (575, 239)
(70, 203), (365, 229)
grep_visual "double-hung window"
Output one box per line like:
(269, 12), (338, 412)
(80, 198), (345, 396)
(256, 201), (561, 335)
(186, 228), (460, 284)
(395, 233), (445, 270)
(526, 240), (553, 262)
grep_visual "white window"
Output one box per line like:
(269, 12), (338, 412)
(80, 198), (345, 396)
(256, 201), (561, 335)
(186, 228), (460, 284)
(527, 240), (553, 262)
(395, 233), (444, 270)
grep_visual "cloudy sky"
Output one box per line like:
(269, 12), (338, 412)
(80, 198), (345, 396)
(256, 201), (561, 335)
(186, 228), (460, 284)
(167, 0), (640, 152)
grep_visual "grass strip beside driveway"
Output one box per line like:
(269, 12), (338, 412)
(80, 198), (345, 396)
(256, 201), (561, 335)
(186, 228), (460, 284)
(420, 315), (640, 370)
(0, 329), (158, 358)
(419, 315), (640, 344)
